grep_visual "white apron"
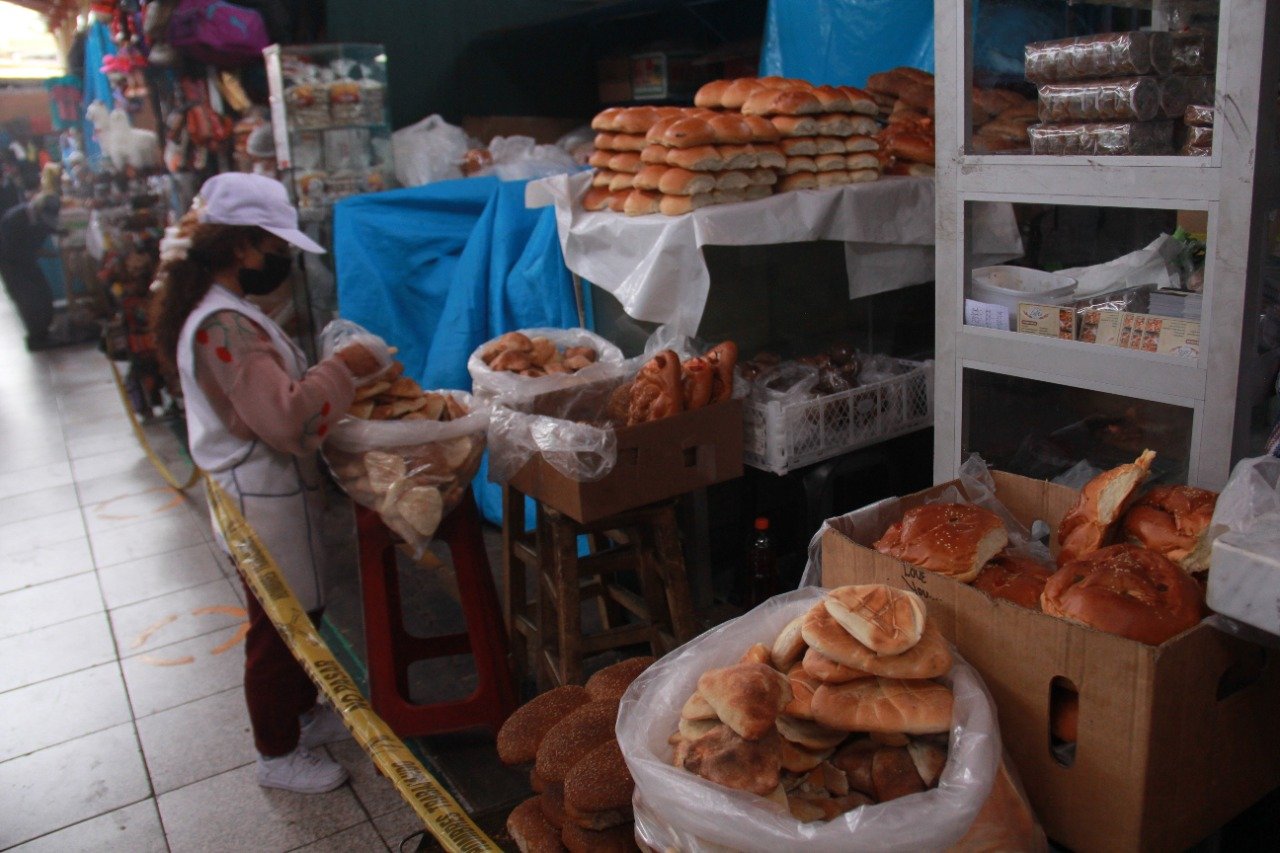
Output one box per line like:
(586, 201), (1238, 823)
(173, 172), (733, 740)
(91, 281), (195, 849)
(178, 284), (330, 611)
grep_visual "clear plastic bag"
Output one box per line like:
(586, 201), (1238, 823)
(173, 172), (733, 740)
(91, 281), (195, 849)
(485, 135), (580, 182)
(390, 115), (473, 187)
(486, 402), (617, 484)
(1170, 31), (1216, 75)
(1024, 31), (1171, 83)
(619, 588), (1002, 853)
(318, 318), (395, 385)
(1028, 121), (1173, 156)
(467, 327), (626, 409)
(1036, 77), (1162, 123)
(323, 392), (488, 556)
(751, 363), (821, 403)
(1184, 103), (1214, 127)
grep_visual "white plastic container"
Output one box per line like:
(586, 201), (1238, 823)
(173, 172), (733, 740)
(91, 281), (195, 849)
(970, 266), (1078, 330)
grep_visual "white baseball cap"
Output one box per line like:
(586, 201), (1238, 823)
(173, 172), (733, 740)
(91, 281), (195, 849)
(197, 173), (325, 254)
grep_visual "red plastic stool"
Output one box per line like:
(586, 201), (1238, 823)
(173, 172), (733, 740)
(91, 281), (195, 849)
(356, 489), (517, 737)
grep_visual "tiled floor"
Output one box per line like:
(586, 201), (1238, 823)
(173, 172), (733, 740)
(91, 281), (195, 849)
(0, 300), (427, 852)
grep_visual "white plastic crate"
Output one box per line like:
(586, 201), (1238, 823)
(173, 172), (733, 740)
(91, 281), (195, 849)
(742, 359), (934, 476)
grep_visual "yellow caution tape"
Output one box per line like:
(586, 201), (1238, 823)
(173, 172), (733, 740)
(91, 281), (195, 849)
(205, 478), (501, 853)
(105, 356), (202, 491)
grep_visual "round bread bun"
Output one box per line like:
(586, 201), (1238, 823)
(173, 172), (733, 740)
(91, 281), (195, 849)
(1122, 484), (1218, 573)
(534, 700), (620, 783)
(741, 114), (782, 143)
(814, 113), (855, 136)
(780, 137), (818, 157)
(873, 503), (1008, 583)
(846, 135), (880, 153)
(811, 85), (854, 113)
(717, 144), (758, 170)
(846, 152), (882, 171)
(606, 152), (641, 174)
(608, 132), (648, 152)
(721, 78), (767, 110)
(564, 739), (634, 814)
(707, 113), (753, 144)
(771, 614), (808, 670)
(815, 153), (847, 172)
(803, 604), (953, 679)
(582, 187), (612, 212)
(632, 165), (666, 192)
(778, 172), (819, 192)
(840, 85), (880, 116)
(640, 143), (669, 165)
(886, 133), (936, 166)
(662, 116), (718, 148)
(591, 107), (625, 132)
(605, 190), (629, 213)
(588, 147), (613, 168)
(973, 552), (1053, 610)
(659, 192), (714, 216)
(802, 647), (874, 683)
(695, 78), (733, 109)
(658, 167), (717, 196)
(824, 584), (926, 656)
(585, 656), (654, 702)
(1057, 449), (1155, 567)
(506, 796), (563, 853)
(1041, 544), (1205, 645)
(811, 677), (954, 735)
(561, 819), (636, 853)
(771, 115), (820, 137)
(665, 145), (725, 171)
(496, 685), (591, 765)
(591, 169), (616, 189)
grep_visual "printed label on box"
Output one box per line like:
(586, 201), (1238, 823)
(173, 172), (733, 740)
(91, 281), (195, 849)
(1077, 310), (1199, 357)
(1017, 302), (1076, 339)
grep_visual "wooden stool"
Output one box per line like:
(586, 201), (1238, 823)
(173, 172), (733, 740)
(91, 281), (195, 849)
(503, 485), (699, 688)
(357, 489), (517, 737)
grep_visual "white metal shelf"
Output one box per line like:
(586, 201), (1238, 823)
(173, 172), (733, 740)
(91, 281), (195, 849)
(954, 160), (1221, 204)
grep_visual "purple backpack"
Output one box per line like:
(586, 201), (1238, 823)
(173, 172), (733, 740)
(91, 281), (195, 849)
(168, 0), (270, 67)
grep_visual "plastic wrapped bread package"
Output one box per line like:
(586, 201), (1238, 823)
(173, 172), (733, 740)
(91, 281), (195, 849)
(1024, 31), (1171, 83)
(1158, 76), (1191, 119)
(1037, 77), (1162, 123)
(1170, 31), (1217, 75)
(1184, 104), (1215, 127)
(1028, 121), (1174, 156)
(1184, 75), (1216, 106)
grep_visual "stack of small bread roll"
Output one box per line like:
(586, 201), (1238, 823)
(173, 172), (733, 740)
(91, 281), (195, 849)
(587, 106), (687, 212)
(696, 76), (883, 192)
(670, 584), (955, 823)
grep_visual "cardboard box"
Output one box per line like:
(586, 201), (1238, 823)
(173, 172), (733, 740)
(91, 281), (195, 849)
(1016, 301), (1076, 339)
(509, 399), (743, 523)
(822, 471), (1280, 853)
(1178, 209), (1209, 234)
(630, 51), (705, 101)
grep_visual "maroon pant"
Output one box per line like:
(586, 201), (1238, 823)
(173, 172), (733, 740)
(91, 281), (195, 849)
(242, 578), (320, 757)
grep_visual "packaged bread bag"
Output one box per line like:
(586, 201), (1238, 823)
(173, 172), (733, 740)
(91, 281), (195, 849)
(619, 587), (1010, 852)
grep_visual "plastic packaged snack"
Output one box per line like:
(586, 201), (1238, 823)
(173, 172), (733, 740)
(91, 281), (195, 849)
(1158, 76), (1191, 119)
(1184, 125), (1213, 148)
(1170, 31), (1217, 75)
(1028, 121), (1174, 156)
(359, 64), (386, 124)
(1024, 31), (1171, 83)
(1184, 75), (1216, 106)
(1184, 104), (1215, 127)
(1037, 77), (1162, 123)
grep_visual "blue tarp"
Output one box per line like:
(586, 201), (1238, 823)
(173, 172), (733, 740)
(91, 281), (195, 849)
(333, 176), (585, 524)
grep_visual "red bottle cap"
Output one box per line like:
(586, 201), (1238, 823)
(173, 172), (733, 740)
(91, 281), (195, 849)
(754, 517), (769, 531)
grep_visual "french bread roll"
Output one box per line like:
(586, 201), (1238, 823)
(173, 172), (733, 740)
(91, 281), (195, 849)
(772, 614), (808, 670)
(632, 165), (665, 191)
(707, 113), (753, 144)
(811, 85), (854, 113)
(584, 656), (654, 702)
(784, 155), (818, 174)
(814, 136), (847, 155)
(695, 78), (733, 109)
(606, 152), (640, 174)
(608, 132), (647, 152)
(801, 647), (874, 683)
(898, 81), (935, 114)
(1057, 449), (1156, 566)
(1041, 544), (1205, 644)
(497, 685), (592, 765)
(606, 190), (629, 213)
(824, 585), (927, 657)
(771, 115), (819, 137)
(817, 171), (851, 188)
(665, 145), (725, 171)
(717, 144), (758, 170)
(811, 677), (954, 734)
(815, 153), (847, 172)
(582, 187), (612, 212)
(658, 167), (717, 196)
(814, 113), (855, 136)
(607, 171), (634, 192)
(846, 152), (882, 171)
(696, 662), (791, 740)
(715, 170), (751, 191)
(973, 552), (1052, 610)
(680, 724), (782, 796)
(803, 606), (953, 679)
(506, 797), (564, 853)
(840, 85), (881, 116)
(874, 503), (1008, 583)
(591, 170), (616, 188)
(1121, 484), (1217, 573)
(845, 135), (880, 153)
(535, 701), (620, 784)
(778, 172), (819, 192)
(780, 137), (819, 157)
(747, 168), (778, 186)
(741, 114), (782, 143)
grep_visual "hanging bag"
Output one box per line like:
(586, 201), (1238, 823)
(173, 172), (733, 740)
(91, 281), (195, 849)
(168, 0), (270, 67)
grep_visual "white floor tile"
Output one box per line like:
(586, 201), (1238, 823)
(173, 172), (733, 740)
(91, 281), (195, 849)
(98, 542), (225, 610)
(0, 662), (132, 763)
(0, 612), (116, 694)
(109, 577), (245, 657)
(136, 687), (256, 795)
(7, 798), (167, 853)
(0, 460), (73, 500)
(120, 622), (247, 718)
(0, 572), (103, 639)
(0, 535), (95, 595)
(89, 511), (209, 569)
(0, 482), (79, 527)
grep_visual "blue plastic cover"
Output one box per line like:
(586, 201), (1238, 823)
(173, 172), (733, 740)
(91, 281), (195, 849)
(333, 176), (585, 524)
(760, 0), (935, 86)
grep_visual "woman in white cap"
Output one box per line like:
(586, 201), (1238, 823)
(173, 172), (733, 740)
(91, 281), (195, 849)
(151, 173), (383, 794)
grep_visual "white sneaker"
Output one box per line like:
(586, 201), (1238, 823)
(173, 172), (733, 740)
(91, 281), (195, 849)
(299, 704), (352, 749)
(256, 746), (348, 794)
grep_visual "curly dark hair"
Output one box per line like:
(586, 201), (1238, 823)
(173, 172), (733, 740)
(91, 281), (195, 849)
(149, 224), (267, 376)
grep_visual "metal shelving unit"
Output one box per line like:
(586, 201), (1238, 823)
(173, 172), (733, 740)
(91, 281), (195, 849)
(933, 0), (1280, 489)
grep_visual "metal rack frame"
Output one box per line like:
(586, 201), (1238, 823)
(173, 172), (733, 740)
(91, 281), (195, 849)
(933, 0), (1280, 489)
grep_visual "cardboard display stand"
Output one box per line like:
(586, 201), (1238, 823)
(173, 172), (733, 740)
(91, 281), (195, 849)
(822, 471), (1280, 853)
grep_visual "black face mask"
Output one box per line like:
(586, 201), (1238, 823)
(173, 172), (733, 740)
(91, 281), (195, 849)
(238, 251), (293, 295)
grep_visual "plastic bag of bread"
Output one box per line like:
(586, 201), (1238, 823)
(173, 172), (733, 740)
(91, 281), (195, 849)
(468, 327), (626, 410)
(619, 588), (1000, 853)
(323, 391), (487, 556)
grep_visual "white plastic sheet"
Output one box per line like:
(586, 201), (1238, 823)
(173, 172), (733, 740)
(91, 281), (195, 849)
(466, 327), (625, 409)
(618, 588), (1001, 853)
(527, 171), (1023, 333)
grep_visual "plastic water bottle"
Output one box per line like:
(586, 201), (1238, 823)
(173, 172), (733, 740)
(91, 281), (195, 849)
(747, 517), (778, 607)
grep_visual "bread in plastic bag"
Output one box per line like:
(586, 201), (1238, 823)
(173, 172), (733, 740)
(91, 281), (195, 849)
(1024, 31), (1171, 83)
(1036, 77), (1162, 123)
(390, 114), (473, 187)
(323, 391), (487, 556)
(318, 318), (396, 385)
(467, 327), (626, 410)
(1028, 121), (1173, 156)
(619, 588), (1001, 853)
(487, 400), (619, 484)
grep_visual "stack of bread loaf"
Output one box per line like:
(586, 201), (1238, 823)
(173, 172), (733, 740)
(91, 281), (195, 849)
(865, 66), (1038, 169)
(586, 106), (684, 213)
(871, 449), (1217, 646)
(500, 657), (653, 853)
(693, 76), (884, 193)
(670, 584), (955, 823)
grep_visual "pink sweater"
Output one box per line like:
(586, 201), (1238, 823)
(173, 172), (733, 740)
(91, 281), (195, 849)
(192, 309), (355, 455)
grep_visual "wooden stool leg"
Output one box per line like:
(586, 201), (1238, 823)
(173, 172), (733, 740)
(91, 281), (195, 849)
(501, 485), (527, 684)
(533, 501), (556, 692)
(550, 515), (584, 687)
(630, 521), (675, 656)
(652, 504), (699, 644)
(587, 532), (628, 631)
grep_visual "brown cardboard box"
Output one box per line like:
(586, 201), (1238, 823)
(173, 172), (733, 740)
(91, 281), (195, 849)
(509, 399), (743, 523)
(1177, 209), (1209, 234)
(821, 471), (1280, 853)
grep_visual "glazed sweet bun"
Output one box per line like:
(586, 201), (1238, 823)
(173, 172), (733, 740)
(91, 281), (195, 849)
(1057, 449), (1156, 566)
(873, 503), (1009, 583)
(1041, 544), (1205, 644)
(1122, 484), (1218, 573)
(973, 552), (1053, 610)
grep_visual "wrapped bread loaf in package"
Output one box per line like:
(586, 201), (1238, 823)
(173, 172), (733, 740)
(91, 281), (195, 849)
(323, 390), (487, 556)
(1024, 31), (1172, 83)
(1037, 77), (1162, 123)
(1028, 121), (1174, 156)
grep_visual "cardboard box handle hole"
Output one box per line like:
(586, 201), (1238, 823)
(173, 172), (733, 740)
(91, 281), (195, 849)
(1216, 645), (1267, 701)
(1049, 676), (1079, 768)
